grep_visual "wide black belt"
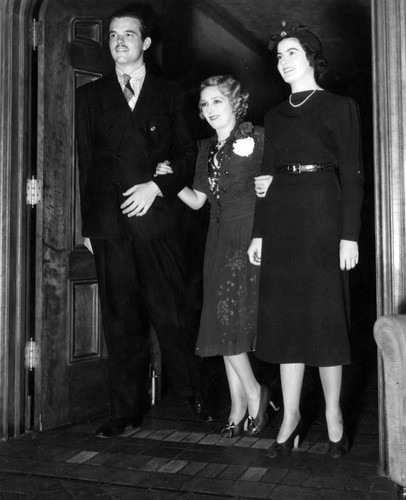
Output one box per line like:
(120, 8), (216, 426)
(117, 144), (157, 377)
(278, 164), (337, 174)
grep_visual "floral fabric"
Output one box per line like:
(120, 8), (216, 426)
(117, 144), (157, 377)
(194, 123), (264, 357)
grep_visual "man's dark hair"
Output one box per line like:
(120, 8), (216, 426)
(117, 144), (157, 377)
(109, 4), (154, 40)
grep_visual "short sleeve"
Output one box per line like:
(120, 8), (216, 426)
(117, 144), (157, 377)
(192, 140), (210, 195)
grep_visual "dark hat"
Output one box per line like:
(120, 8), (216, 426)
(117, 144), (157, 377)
(268, 24), (323, 53)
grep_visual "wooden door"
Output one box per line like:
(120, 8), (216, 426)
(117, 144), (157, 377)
(35, 0), (135, 430)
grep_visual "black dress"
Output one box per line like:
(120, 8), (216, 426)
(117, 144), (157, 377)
(252, 90), (364, 367)
(193, 123), (264, 357)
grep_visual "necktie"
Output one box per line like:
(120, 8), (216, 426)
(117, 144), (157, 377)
(122, 74), (135, 107)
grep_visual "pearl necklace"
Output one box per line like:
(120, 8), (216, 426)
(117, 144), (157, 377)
(289, 89), (317, 108)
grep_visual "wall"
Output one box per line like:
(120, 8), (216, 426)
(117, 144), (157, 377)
(160, 0), (282, 131)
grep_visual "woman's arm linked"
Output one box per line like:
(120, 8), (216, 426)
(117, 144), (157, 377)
(155, 161), (207, 210)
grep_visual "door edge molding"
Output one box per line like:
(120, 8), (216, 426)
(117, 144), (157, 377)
(0, 0), (40, 440)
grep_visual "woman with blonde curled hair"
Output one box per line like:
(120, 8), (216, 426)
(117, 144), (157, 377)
(156, 75), (275, 437)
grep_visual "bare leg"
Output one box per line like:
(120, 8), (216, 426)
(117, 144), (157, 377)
(319, 365), (343, 442)
(277, 363), (305, 442)
(224, 357), (247, 423)
(224, 353), (261, 421)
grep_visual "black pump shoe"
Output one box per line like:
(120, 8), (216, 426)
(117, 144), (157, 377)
(247, 385), (271, 436)
(221, 411), (248, 438)
(329, 429), (349, 458)
(267, 419), (304, 458)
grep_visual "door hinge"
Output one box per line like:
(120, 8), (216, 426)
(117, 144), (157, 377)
(25, 339), (40, 371)
(30, 19), (43, 50)
(26, 176), (42, 207)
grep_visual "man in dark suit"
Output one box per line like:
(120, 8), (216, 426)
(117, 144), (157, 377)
(75, 4), (210, 437)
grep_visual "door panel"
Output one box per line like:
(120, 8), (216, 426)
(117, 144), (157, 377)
(36, 0), (135, 430)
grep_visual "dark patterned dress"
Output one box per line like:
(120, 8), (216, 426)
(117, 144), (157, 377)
(253, 90), (364, 367)
(194, 123), (264, 357)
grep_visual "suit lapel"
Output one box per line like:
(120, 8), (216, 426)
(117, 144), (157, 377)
(128, 72), (164, 132)
(99, 73), (133, 148)
(114, 72), (166, 150)
(100, 71), (166, 151)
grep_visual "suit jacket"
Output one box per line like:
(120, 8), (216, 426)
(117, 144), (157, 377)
(75, 70), (196, 239)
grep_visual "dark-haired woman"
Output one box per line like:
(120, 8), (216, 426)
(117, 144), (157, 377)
(156, 75), (272, 437)
(248, 27), (364, 458)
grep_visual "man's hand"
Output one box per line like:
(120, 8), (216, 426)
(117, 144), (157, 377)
(247, 238), (263, 266)
(339, 239), (359, 270)
(121, 181), (161, 217)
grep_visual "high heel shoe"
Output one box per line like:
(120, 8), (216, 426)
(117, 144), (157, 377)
(247, 385), (270, 436)
(267, 419), (304, 458)
(221, 411), (248, 438)
(328, 429), (349, 458)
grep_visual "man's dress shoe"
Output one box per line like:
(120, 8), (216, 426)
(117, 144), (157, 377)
(96, 417), (140, 438)
(184, 394), (214, 421)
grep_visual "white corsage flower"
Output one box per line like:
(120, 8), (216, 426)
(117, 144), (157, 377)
(233, 137), (255, 157)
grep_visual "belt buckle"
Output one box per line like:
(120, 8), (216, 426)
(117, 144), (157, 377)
(290, 165), (301, 174)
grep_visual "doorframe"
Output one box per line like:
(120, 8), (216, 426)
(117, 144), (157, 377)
(0, 0), (37, 440)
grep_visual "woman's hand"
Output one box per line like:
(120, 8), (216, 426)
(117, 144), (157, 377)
(339, 240), (359, 270)
(254, 175), (273, 197)
(154, 160), (173, 177)
(247, 238), (263, 266)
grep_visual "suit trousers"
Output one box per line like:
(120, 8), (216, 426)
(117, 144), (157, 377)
(91, 234), (201, 420)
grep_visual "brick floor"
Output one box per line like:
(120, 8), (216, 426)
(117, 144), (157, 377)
(0, 369), (401, 499)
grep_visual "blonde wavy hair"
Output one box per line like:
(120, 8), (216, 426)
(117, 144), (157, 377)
(198, 75), (249, 122)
